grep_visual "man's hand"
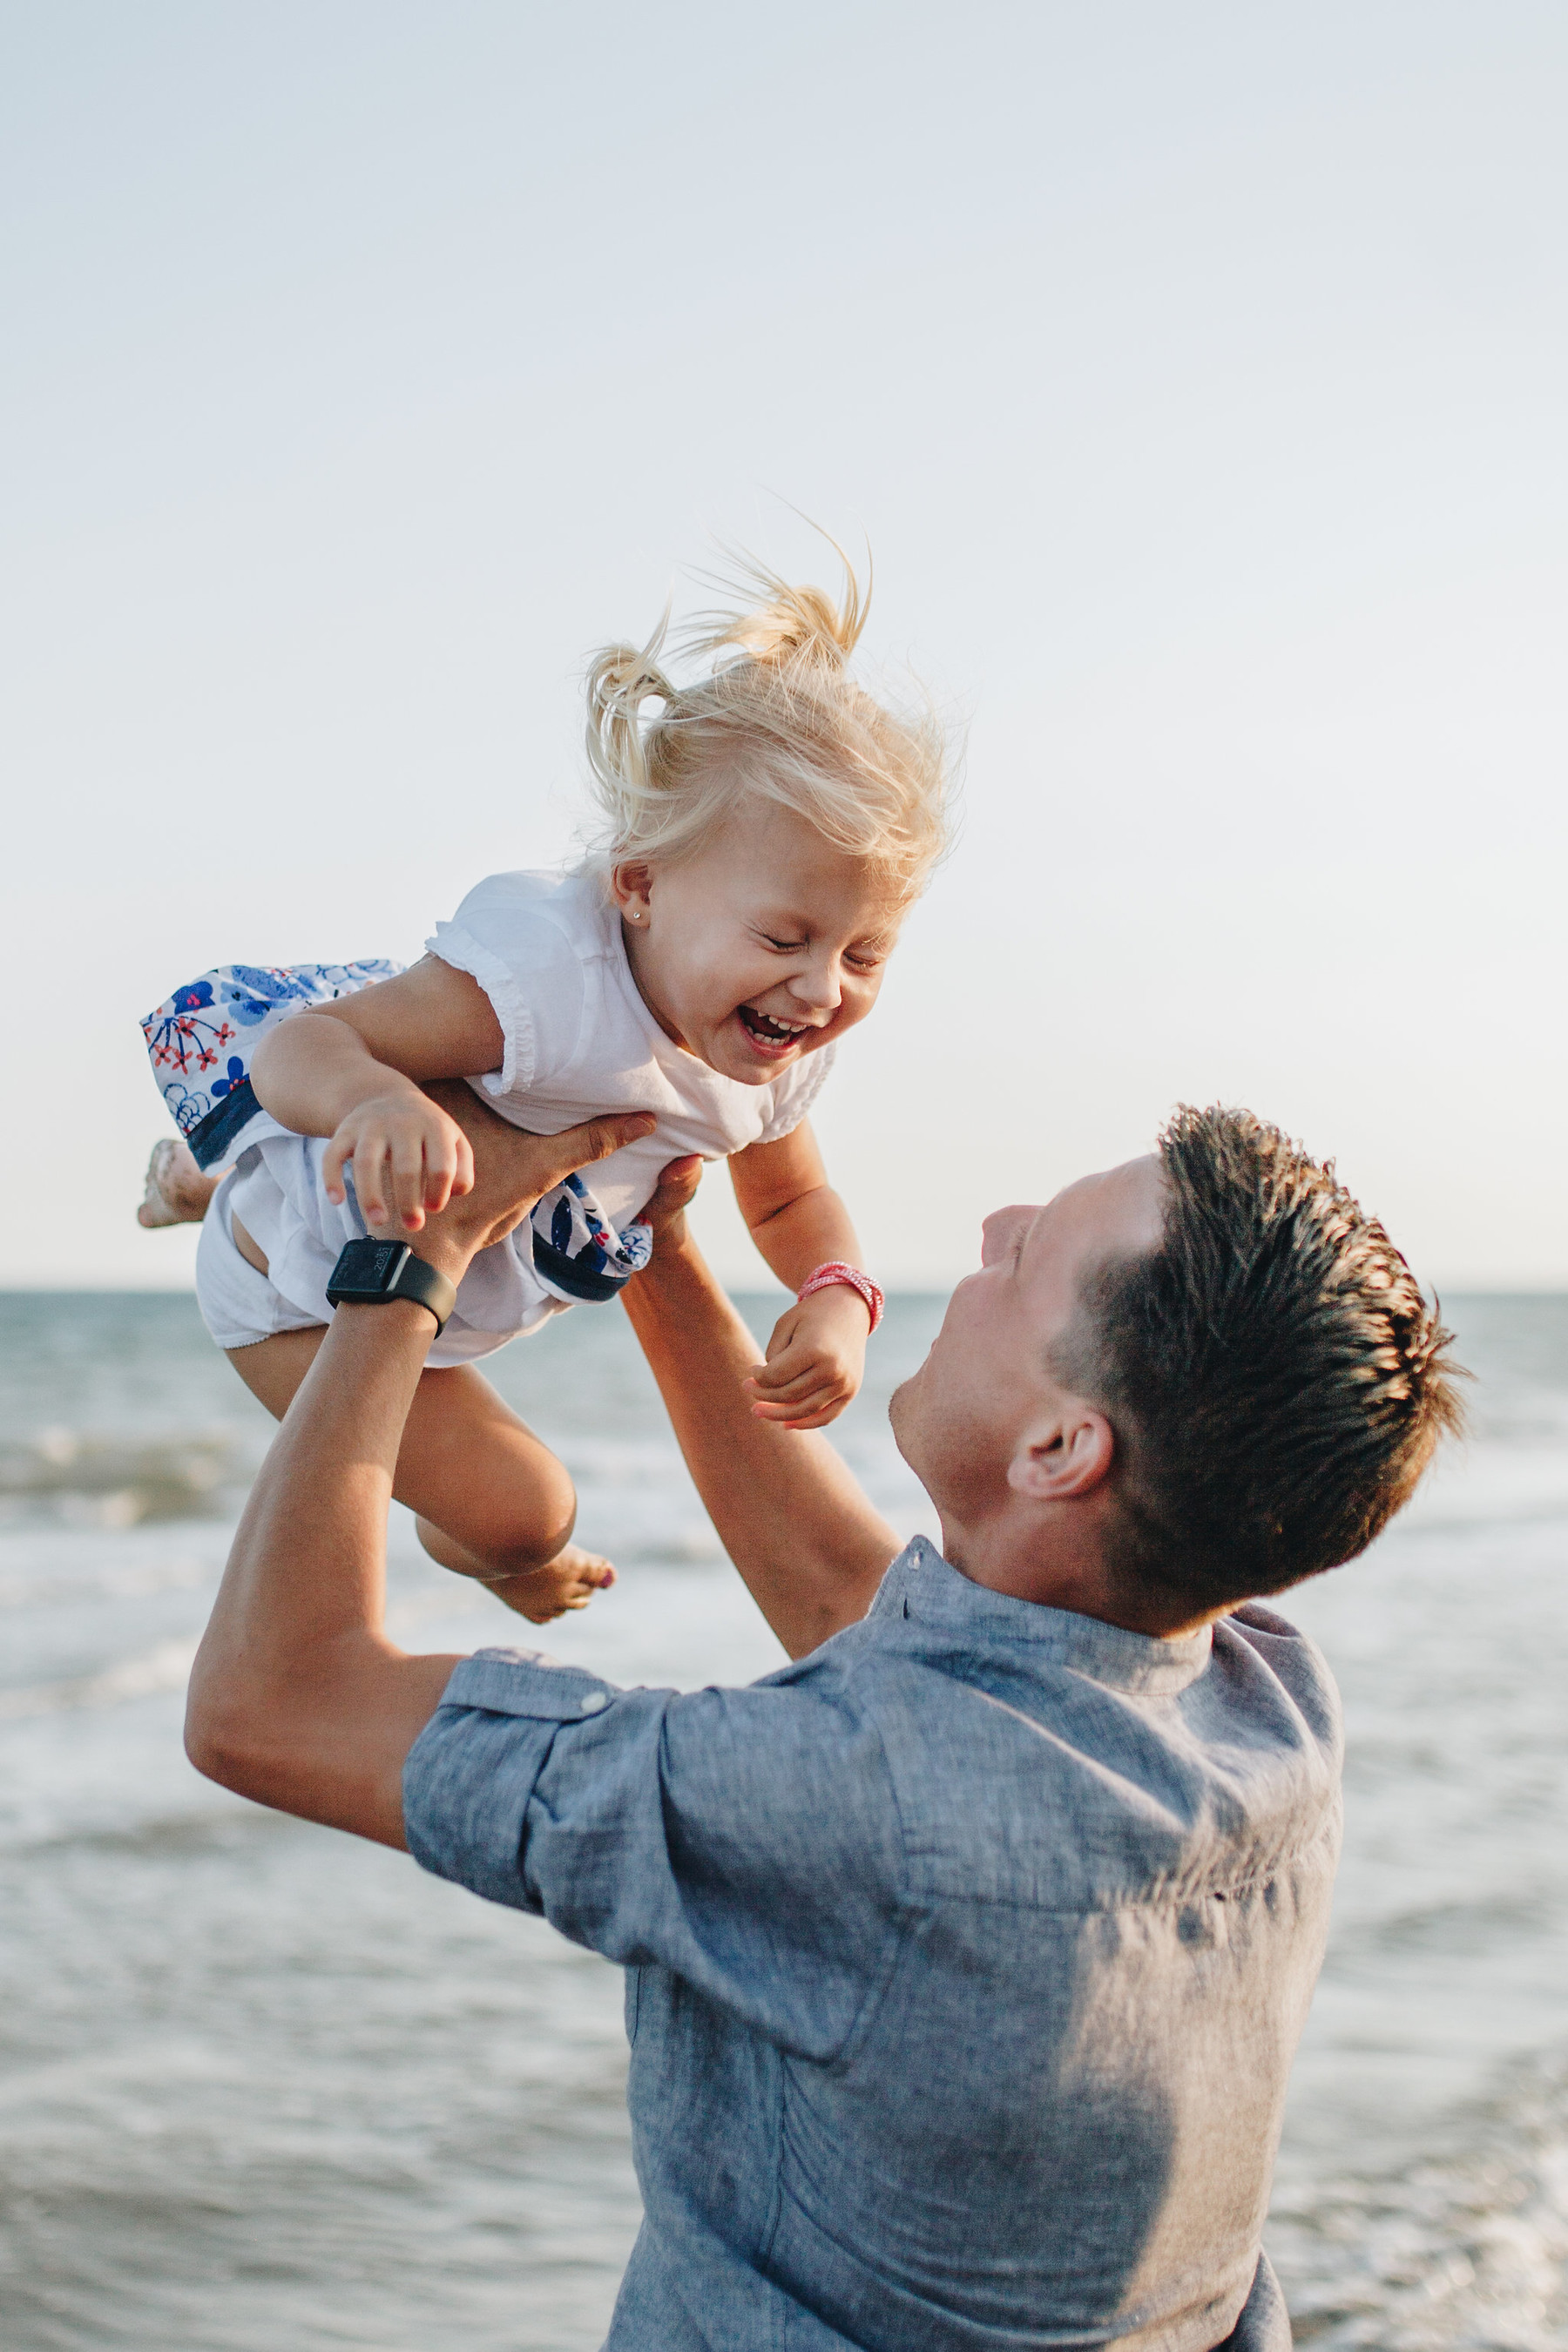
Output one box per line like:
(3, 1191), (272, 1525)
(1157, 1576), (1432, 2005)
(638, 1152), (705, 1250)
(409, 1081), (658, 1288)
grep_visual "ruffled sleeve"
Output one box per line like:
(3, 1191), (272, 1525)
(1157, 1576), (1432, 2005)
(757, 1041), (838, 1146)
(427, 872), (588, 1099)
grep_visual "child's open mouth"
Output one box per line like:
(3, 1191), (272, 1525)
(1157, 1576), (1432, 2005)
(737, 1004), (813, 1055)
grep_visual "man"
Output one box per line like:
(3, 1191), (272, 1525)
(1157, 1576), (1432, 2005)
(186, 1089), (1463, 2350)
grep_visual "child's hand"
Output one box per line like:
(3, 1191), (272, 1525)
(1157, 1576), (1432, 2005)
(743, 1284), (871, 1431)
(322, 1086), (476, 1233)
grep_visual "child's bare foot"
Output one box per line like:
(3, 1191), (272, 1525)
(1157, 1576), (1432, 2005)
(484, 1544), (616, 1624)
(138, 1139), (219, 1227)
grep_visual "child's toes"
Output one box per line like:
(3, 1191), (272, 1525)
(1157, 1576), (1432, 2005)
(137, 1141), (184, 1227)
(567, 1547), (618, 1596)
(138, 1139), (219, 1227)
(489, 1545), (616, 1625)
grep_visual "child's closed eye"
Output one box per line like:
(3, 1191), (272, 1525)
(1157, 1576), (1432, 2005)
(755, 930), (886, 970)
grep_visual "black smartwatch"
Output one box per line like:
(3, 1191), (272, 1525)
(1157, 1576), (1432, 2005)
(325, 1238), (457, 1335)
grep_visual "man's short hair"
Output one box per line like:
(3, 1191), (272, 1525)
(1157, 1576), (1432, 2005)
(1062, 1105), (1467, 1614)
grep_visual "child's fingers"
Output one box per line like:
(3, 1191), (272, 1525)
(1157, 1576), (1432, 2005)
(763, 1311), (805, 1363)
(744, 1362), (847, 1407)
(420, 1136), (455, 1215)
(745, 1355), (842, 1403)
(342, 1114), (474, 1224)
(451, 1129), (476, 1200)
(422, 1156), (453, 1215)
(355, 1137), (392, 1226)
(322, 1132), (351, 1206)
(752, 1382), (841, 1420)
(750, 1380), (845, 1425)
(420, 1115), (468, 1214)
(391, 1132), (429, 1230)
(747, 1339), (819, 1392)
(778, 1401), (848, 1432)
(746, 1378), (837, 1416)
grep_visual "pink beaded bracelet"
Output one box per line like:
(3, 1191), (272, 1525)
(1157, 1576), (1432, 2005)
(797, 1260), (885, 1335)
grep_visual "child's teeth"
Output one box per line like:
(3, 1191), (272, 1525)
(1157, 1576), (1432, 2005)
(740, 1004), (813, 1044)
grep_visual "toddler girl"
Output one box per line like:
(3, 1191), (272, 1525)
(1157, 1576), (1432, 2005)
(140, 561), (949, 1621)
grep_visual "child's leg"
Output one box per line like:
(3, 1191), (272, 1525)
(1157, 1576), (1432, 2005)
(224, 1326), (614, 1624)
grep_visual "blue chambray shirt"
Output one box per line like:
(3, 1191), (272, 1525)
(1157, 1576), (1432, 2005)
(403, 1538), (1342, 2352)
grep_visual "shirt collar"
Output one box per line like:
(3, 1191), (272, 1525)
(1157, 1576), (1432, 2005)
(870, 1536), (1213, 1698)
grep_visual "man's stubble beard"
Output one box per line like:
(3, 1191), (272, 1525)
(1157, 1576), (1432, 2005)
(887, 1370), (919, 1474)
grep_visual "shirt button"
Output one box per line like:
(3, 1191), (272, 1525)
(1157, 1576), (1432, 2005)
(578, 1690), (609, 1714)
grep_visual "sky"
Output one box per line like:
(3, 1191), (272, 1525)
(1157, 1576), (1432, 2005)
(3, 1), (1565, 1290)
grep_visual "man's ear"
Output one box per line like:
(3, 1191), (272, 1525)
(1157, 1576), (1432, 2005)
(1006, 1405), (1115, 1504)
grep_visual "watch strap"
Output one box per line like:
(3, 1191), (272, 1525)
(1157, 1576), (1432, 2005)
(387, 1250), (456, 1335)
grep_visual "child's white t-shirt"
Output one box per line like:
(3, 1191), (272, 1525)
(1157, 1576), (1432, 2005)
(226, 869), (836, 1363)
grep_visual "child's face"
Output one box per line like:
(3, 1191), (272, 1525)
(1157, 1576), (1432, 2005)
(615, 799), (908, 1086)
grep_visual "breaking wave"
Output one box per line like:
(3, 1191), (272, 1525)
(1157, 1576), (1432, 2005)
(1273, 2054), (1568, 2349)
(0, 1639), (199, 1722)
(0, 1428), (251, 1526)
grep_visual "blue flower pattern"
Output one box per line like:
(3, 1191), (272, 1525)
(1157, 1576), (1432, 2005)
(140, 953), (651, 1301)
(141, 959), (402, 1159)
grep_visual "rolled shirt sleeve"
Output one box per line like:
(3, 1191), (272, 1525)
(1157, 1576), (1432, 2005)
(403, 1646), (906, 2060)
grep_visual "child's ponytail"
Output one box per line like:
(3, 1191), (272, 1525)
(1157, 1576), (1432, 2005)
(584, 623), (677, 805)
(687, 556), (869, 674)
(579, 537), (950, 895)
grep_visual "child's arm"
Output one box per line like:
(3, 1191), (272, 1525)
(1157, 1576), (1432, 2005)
(250, 957), (505, 1233)
(729, 1122), (876, 1432)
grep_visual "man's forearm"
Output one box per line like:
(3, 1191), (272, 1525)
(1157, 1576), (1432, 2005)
(622, 1227), (900, 1659)
(185, 1301), (460, 1847)
(185, 1099), (665, 1851)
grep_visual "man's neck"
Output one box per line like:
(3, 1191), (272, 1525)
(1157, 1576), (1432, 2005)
(936, 1514), (1225, 1641)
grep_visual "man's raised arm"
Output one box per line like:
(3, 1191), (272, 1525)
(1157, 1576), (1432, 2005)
(185, 1096), (663, 1847)
(622, 1169), (900, 1660)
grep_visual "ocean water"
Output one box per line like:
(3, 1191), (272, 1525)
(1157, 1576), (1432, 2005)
(0, 1288), (1564, 2351)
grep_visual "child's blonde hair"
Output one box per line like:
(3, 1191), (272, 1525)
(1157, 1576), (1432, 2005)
(581, 546), (950, 900)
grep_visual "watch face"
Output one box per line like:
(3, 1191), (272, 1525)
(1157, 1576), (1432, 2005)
(326, 1234), (447, 1332)
(335, 1237), (409, 1292)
